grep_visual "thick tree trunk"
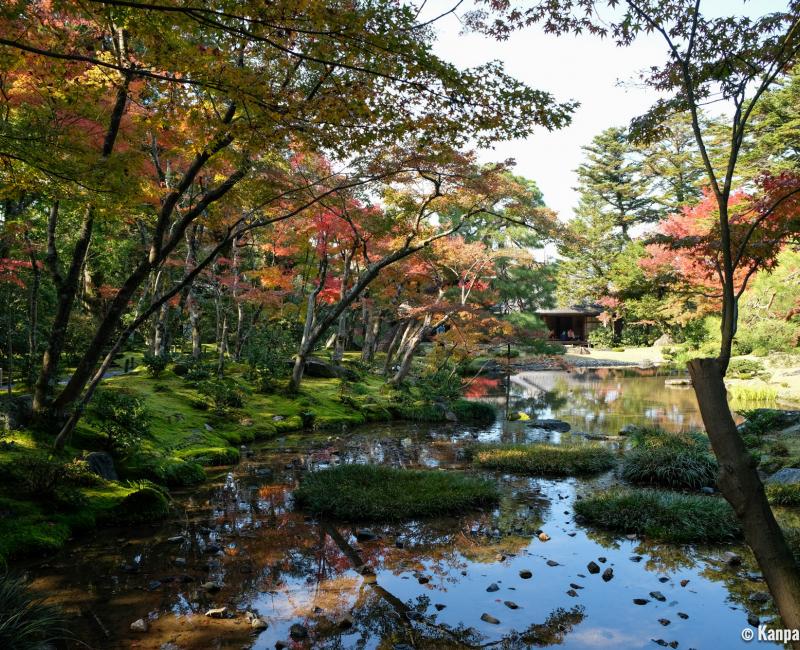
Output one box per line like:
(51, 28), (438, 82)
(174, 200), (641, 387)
(689, 358), (800, 633)
(33, 206), (94, 415)
(361, 308), (381, 364)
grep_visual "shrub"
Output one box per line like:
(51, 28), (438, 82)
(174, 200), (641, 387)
(526, 339), (567, 355)
(244, 321), (297, 391)
(416, 366), (463, 403)
(575, 488), (740, 543)
(300, 410), (316, 429)
(451, 399), (496, 424)
(735, 318), (798, 355)
(766, 483), (800, 506)
(728, 358), (766, 379)
(294, 464), (498, 521)
(739, 409), (789, 436)
(588, 327), (614, 349)
(7, 455), (67, 498)
(0, 573), (69, 649)
(620, 323), (657, 347)
(197, 378), (245, 413)
(471, 443), (616, 476)
(88, 389), (150, 456)
(142, 351), (169, 377)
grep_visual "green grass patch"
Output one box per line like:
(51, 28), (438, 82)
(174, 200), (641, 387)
(622, 429), (717, 489)
(766, 483), (800, 506)
(452, 399), (496, 424)
(575, 488), (741, 543)
(294, 464), (499, 521)
(471, 443), (616, 476)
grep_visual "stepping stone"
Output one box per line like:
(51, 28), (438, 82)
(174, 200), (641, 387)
(519, 569), (532, 579)
(633, 599), (650, 606)
(481, 613), (500, 625)
(587, 561), (600, 574)
(486, 583), (499, 592)
(504, 601), (519, 609)
(546, 560), (559, 567)
(650, 591), (666, 602)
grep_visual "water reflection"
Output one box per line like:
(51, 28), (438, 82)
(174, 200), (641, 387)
(25, 385), (779, 649)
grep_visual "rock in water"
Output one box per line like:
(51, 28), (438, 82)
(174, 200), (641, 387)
(529, 419), (571, 432)
(519, 569), (533, 579)
(86, 451), (118, 481)
(723, 551), (742, 567)
(538, 532), (551, 542)
(204, 607), (227, 618)
(602, 568), (613, 582)
(289, 624), (308, 640)
(649, 591), (666, 602)
(486, 583), (500, 592)
(130, 618), (148, 632)
(480, 613), (500, 625)
(504, 601), (519, 609)
(251, 618), (268, 631)
(587, 561), (600, 574)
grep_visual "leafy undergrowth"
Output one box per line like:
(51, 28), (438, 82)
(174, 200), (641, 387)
(0, 572), (70, 649)
(766, 483), (800, 506)
(575, 488), (741, 543)
(471, 443), (616, 476)
(294, 464), (499, 521)
(621, 428), (717, 489)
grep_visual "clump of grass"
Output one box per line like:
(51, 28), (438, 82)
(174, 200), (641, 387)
(575, 488), (740, 543)
(766, 483), (800, 506)
(622, 427), (717, 489)
(0, 572), (69, 649)
(471, 443), (615, 477)
(294, 464), (498, 521)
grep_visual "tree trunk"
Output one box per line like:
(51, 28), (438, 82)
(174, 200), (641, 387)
(689, 358), (800, 632)
(389, 317), (430, 385)
(383, 321), (408, 375)
(25, 231), (40, 385)
(33, 206), (94, 415)
(332, 250), (352, 363)
(361, 307), (381, 364)
(217, 312), (228, 377)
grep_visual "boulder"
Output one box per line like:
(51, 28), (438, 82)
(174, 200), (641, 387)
(528, 419), (571, 432)
(766, 468), (800, 485)
(654, 334), (673, 346)
(86, 452), (118, 481)
(130, 618), (149, 633)
(300, 357), (359, 381)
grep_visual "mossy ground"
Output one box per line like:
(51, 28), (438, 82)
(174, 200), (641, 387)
(294, 464), (499, 521)
(471, 443), (616, 477)
(575, 488), (741, 543)
(0, 351), (492, 562)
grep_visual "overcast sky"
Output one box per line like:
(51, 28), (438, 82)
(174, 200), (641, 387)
(423, 0), (787, 221)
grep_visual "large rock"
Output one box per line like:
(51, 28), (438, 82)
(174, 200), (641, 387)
(528, 419), (571, 432)
(86, 451), (118, 481)
(299, 357), (359, 380)
(766, 468), (800, 485)
(654, 333), (673, 346)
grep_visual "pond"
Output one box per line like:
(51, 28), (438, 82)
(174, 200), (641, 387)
(26, 369), (780, 649)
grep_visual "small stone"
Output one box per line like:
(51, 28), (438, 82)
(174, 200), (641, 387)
(659, 576), (669, 583)
(205, 607), (227, 618)
(570, 583), (584, 590)
(355, 529), (377, 542)
(546, 560), (559, 567)
(480, 613), (500, 625)
(598, 557), (607, 563)
(173, 557), (187, 567)
(130, 618), (148, 633)
(567, 532), (577, 537)
(167, 535), (184, 544)
(519, 569), (532, 579)
(504, 601), (519, 609)
(602, 568), (614, 582)
(668, 642), (678, 649)
(538, 532), (550, 542)
(566, 589), (578, 597)
(749, 592), (771, 604)
(204, 423), (214, 431)
(289, 623), (308, 640)
(700, 486), (715, 494)
(677, 612), (689, 619)
(417, 575), (430, 585)
(486, 583), (500, 592)
(748, 613), (760, 627)
(633, 599), (649, 605)
(630, 555), (643, 562)
(658, 618), (671, 626)
(434, 603), (446, 611)
(587, 561), (600, 574)
(626, 534), (637, 540)
(650, 591), (666, 602)
(652, 640), (668, 647)
(251, 618), (268, 631)
(723, 551), (742, 567)
(680, 579), (690, 587)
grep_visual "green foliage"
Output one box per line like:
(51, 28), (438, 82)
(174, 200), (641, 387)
(197, 378), (245, 413)
(588, 327), (615, 348)
(142, 352), (169, 378)
(739, 409), (789, 436)
(526, 339), (567, 355)
(88, 389), (150, 456)
(575, 489), (740, 543)
(622, 441), (718, 490)
(416, 366), (463, 403)
(766, 483), (800, 506)
(472, 443), (616, 476)
(727, 358), (767, 379)
(451, 399), (496, 424)
(176, 446), (239, 466)
(244, 321), (297, 392)
(734, 318), (798, 356)
(619, 323), (658, 347)
(294, 464), (498, 521)
(0, 573), (68, 649)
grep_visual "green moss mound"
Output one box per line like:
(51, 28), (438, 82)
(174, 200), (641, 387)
(575, 488), (740, 543)
(472, 443), (615, 476)
(175, 446), (239, 466)
(294, 464), (499, 521)
(113, 486), (170, 523)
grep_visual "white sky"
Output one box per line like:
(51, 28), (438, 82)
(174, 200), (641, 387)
(424, 0), (787, 221)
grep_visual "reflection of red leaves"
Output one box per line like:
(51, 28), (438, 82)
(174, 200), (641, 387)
(464, 377), (500, 398)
